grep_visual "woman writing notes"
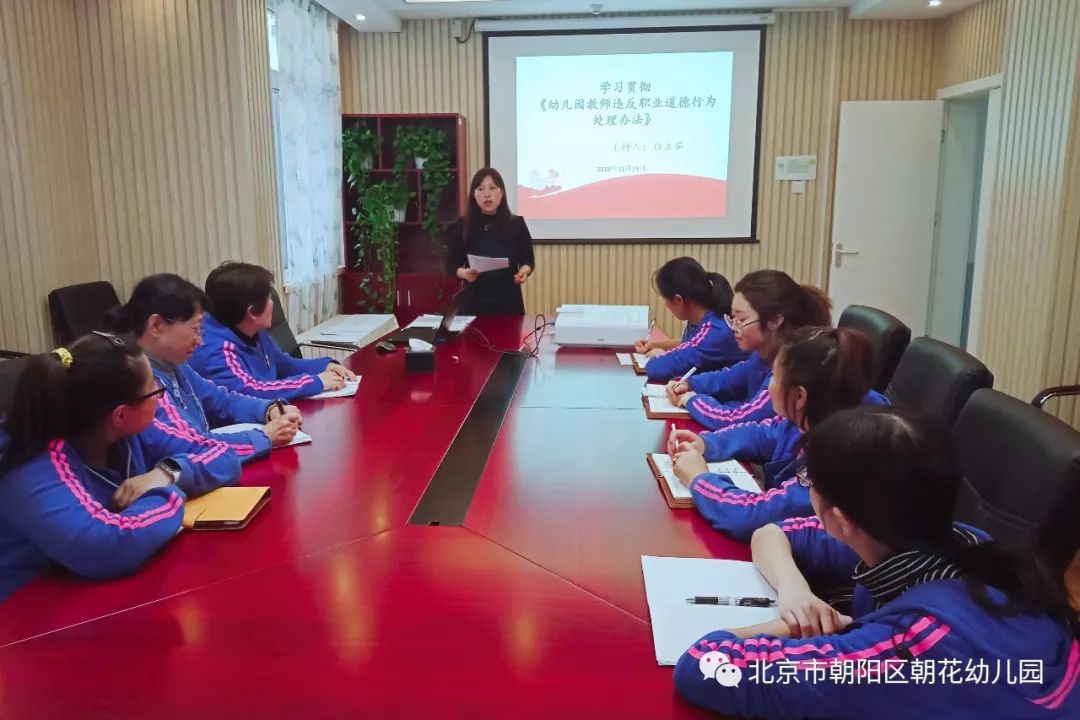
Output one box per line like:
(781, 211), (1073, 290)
(446, 168), (535, 316)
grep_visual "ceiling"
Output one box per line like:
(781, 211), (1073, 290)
(319, 0), (981, 32)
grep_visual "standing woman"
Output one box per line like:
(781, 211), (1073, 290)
(446, 168), (535, 316)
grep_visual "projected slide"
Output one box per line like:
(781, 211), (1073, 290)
(515, 52), (733, 221)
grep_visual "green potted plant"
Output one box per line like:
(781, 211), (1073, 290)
(348, 181), (413, 311)
(393, 126), (453, 248)
(393, 126), (448, 172)
(342, 126), (381, 188)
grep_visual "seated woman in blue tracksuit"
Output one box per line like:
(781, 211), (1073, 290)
(674, 407), (1079, 719)
(0, 332), (242, 602)
(189, 262), (354, 400)
(665, 270), (832, 430)
(668, 326), (889, 540)
(634, 257), (747, 382)
(103, 273), (303, 464)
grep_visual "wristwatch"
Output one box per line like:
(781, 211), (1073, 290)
(155, 458), (182, 485)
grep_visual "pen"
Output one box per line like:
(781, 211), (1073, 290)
(686, 596), (777, 607)
(643, 320), (655, 344)
(679, 366), (698, 385)
(274, 400), (286, 420)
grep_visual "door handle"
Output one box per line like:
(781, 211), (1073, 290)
(833, 243), (860, 268)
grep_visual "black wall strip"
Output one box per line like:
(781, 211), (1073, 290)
(409, 352), (527, 526)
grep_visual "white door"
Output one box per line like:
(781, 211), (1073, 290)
(829, 101), (944, 336)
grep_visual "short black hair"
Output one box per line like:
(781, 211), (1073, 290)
(205, 262), (275, 327)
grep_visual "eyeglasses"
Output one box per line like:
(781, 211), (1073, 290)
(131, 386), (167, 404)
(724, 314), (761, 332)
(796, 467), (812, 488)
(165, 317), (204, 338)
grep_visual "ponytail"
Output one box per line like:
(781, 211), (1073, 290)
(0, 333), (146, 475)
(654, 257), (734, 316)
(101, 274), (210, 337)
(775, 326), (874, 428)
(805, 407), (1080, 641)
(735, 270), (832, 334)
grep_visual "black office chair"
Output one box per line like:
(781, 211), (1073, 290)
(0, 351), (30, 420)
(837, 305), (911, 391)
(885, 337), (993, 426)
(265, 286), (348, 360)
(953, 388), (1080, 576)
(47, 281), (121, 346)
(1032, 385), (1080, 409)
(267, 286), (303, 359)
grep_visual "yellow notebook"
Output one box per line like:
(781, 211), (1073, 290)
(182, 486), (270, 531)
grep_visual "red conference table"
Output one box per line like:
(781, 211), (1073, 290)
(0, 317), (744, 718)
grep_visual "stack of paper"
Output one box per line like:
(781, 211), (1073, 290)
(633, 353), (650, 367)
(648, 453), (761, 505)
(309, 378), (361, 400)
(296, 314), (398, 350)
(407, 314), (476, 333)
(213, 423), (312, 448)
(641, 556), (779, 665)
(616, 353), (633, 366)
(641, 384), (668, 398)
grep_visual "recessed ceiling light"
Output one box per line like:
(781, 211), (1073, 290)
(928, 0), (942, 7)
(355, 13), (366, 21)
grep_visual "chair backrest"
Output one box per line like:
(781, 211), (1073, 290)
(953, 388), (1080, 575)
(885, 336), (993, 426)
(47, 281), (121, 346)
(0, 355), (31, 420)
(836, 304), (911, 391)
(267, 286), (302, 359)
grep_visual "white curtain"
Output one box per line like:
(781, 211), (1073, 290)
(275, 0), (341, 332)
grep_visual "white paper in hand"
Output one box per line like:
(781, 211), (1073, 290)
(309, 378), (361, 400)
(466, 254), (510, 273)
(212, 423), (312, 448)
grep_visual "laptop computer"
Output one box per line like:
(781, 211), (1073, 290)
(386, 289), (468, 345)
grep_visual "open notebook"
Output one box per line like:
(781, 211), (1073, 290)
(642, 556), (780, 666)
(631, 353), (650, 375)
(647, 453), (761, 508)
(309, 378), (361, 400)
(213, 423), (311, 448)
(642, 393), (690, 419)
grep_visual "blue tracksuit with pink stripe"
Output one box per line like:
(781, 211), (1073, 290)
(674, 517), (1079, 719)
(189, 315), (333, 401)
(0, 429), (241, 601)
(151, 359), (272, 466)
(692, 391), (890, 540)
(644, 312), (748, 382)
(685, 353), (774, 430)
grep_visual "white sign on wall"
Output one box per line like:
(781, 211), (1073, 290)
(775, 155), (818, 181)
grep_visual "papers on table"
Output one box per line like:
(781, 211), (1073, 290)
(633, 353), (650, 367)
(409, 338), (434, 352)
(646, 395), (690, 417)
(308, 378), (361, 400)
(407, 314), (476, 333)
(213, 423), (312, 448)
(466, 254), (511, 273)
(296, 314), (398, 350)
(616, 353), (633, 366)
(647, 453), (761, 502)
(641, 384), (668, 398)
(641, 556), (779, 666)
